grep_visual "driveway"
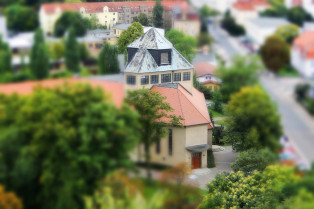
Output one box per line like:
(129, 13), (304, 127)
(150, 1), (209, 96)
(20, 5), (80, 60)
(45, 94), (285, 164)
(260, 74), (314, 169)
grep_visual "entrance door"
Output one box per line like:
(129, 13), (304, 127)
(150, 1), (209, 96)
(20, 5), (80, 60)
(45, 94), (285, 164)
(191, 152), (201, 169)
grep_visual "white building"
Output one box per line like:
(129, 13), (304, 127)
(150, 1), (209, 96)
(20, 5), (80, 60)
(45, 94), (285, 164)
(231, 0), (270, 26)
(285, 0), (314, 18)
(245, 17), (291, 48)
(291, 30), (314, 78)
(199, 0), (237, 13)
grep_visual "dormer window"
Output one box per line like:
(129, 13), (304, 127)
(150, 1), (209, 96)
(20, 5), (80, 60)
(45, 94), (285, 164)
(161, 52), (169, 65)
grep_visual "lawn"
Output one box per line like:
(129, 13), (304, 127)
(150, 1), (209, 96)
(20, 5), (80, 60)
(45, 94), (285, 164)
(215, 120), (225, 126)
(208, 108), (224, 118)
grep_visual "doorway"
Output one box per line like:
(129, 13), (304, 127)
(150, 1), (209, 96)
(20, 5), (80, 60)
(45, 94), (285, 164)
(191, 152), (201, 169)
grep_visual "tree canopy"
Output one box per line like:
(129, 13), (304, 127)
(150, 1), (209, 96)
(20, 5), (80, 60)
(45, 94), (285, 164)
(125, 89), (183, 179)
(221, 12), (245, 36)
(0, 35), (12, 74)
(133, 13), (151, 26)
(54, 11), (88, 37)
(118, 22), (143, 54)
(98, 42), (120, 74)
(5, 4), (38, 32)
(215, 56), (261, 102)
(166, 29), (197, 62)
(0, 83), (140, 209)
(223, 86), (282, 152)
(274, 24), (299, 44)
(153, 0), (164, 28)
(287, 6), (313, 26)
(260, 35), (290, 72)
(65, 27), (80, 72)
(30, 28), (49, 79)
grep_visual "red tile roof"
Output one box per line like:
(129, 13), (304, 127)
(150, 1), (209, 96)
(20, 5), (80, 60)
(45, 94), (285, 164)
(151, 84), (212, 128)
(194, 62), (216, 78)
(233, 0), (269, 11)
(0, 78), (125, 107)
(41, 1), (191, 14)
(293, 30), (314, 59)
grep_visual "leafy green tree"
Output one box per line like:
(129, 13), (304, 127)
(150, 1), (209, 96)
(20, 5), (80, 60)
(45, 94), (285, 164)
(49, 41), (65, 61)
(65, 27), (80, 72)
(260, 35), (290, 72)
(287, 6), (313, 26)
(54, 11), (87, 37)
(153, 0), (164, 28)
(0, 84), (140, 209)
(221, 12), (245, 36)
(279, 189), (314, 209)
(231, 148), (278, 174)
(212, 90), (223, 113)
(5, 4), (38, 32)
(98, 42), (120, 74)
(0, 35), (12, 74)
(216, 56), (261, 102)
(198, 165), (299, 209)
(200, 5), (219, 20)
(118, 22), (143, 54)
(30, 28), (49, 79)
(166, 29), (197, 62)
(79, 43), (90, 61)
(198, 32), (213, 47)
(274, 24), (299, 44)
(133, 13), (150, 26)
(125, 89), (183, 180)
(224, 86), (282, 152)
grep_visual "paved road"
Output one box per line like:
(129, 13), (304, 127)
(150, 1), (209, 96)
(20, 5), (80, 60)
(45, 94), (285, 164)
(260, 74), (314, 169)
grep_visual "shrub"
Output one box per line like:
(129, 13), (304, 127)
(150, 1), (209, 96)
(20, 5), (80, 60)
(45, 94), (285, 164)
(49, 70), (73, 78)
(295, 83), (310, 101)
(212, 125), (224, 145)
(207, 149), (215, 168)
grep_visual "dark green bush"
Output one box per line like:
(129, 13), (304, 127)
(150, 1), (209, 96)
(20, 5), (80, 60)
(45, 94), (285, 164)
(207, 149), (215, 168)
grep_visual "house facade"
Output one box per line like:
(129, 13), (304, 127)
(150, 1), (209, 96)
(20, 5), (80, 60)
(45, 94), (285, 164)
(39, 1), (199, 37)
(291, 30), (314, 78)
(194, 62), (221, 91)
(125, 28), (213, 169)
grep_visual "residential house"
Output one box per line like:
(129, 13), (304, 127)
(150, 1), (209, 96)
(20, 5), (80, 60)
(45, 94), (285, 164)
(291, 30), (314, 78)
(173, 12), (201, 37)
(285, 0), (314, 18)
(194, 62), (221, 91)
(125, 28), (213, 169)
(245, 17), (291, 48)
(231, 0), (270, 26)
(39, 1), (199, 36)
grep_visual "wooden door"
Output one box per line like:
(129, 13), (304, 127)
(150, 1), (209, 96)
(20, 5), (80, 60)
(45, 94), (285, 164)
(191, 152), (201, 169)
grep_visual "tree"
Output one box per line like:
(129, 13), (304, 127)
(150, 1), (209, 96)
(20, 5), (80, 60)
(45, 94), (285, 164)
(231, 148), (278, 174)
(200, 5), (219, 20)
(49, 41), (65, 61)
(279, 189), (314, 209)
(216, 56), (261, 102)
(221, 12), (245, 36)
(212, 90), (223, 113)
(65, 27), (80, 72)
(98, 42), (120, 74)
(287, 6), (313, 26)
(79, 43), (90, 61)
(0, 35), (12, 74)
(30, 28), (49, 79)
(223, 86), (282, 152)
(0, 83), (140, 209)
(54, 11), (87, 37)
(198, 165), (299, 209)
(5, 4), (38, 32)
(0, 185), (23, 209)
(133, 13), (150, 26)
(275, 24), (299, 44)
(260, 35), (290, 72)
(166, 29), (197, 62)
(118, 22), (143, 54)
(153, 0), (164, 28)
(125, 89), (183, 180)
(198, 32), (213, 47)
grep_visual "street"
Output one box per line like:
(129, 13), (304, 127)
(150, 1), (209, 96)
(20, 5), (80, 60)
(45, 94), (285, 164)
(260, 75), (314, 169)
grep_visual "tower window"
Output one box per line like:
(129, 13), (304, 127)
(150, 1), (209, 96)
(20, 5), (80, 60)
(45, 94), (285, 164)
(127, 75), (136, 85)
(173, 73), (181, 81)
(151, 75), (159, 84)
(161, 52), (169, 64)
(161, 73), (171, 83)
(183, 72), (191, 81)
(141, 75), (149, 85)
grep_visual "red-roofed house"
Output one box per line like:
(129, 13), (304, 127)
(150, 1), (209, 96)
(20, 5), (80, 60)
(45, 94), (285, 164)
(194, 62), (221, 91)
(231, 0), (270, 25)
(291, 30), (314, 78)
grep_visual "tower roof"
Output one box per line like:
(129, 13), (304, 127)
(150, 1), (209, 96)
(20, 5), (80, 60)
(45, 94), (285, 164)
(128, 28), (173, 50)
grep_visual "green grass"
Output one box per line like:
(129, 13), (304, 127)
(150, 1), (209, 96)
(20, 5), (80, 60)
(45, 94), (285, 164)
(278, 68), (299, 77)
(208, 108), (224, 118)
(215, 120), (225, 126)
